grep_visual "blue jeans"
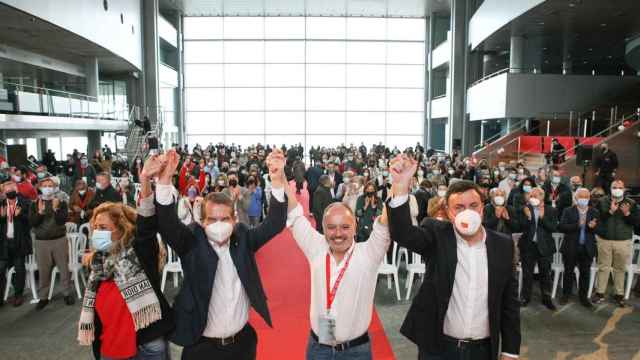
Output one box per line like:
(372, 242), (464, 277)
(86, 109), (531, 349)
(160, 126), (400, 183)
(305, 335), (372, 360)
(102, 337), (169, 360)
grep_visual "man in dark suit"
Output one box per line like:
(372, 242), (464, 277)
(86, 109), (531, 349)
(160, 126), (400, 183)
(387, 155), (520, 360)
(148, 149), (288, 360)
(519, 187), (559, 310)
(558, 188), (598, 308)
(542, 168), (572, 218)
(325, 162), (342, 195)
(305, 163), (323, 211)
(312, 175), (335, 234)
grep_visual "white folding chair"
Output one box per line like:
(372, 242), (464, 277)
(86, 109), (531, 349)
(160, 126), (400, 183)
(587, 258), (598, 299)
(3, 234), (40, 302)
(512, 233), (524, 299)
(79, 223), (91, 247)
(405, 252), (426, 300)
(377, 242), (401, 301)
(551, 233), (565, 299)
(48, 233), (87, 300)
(396, 246), (409, 270)
(623, 242), (640, 300)
(161, 236), (183, 292)
(65, 222), (78, 234)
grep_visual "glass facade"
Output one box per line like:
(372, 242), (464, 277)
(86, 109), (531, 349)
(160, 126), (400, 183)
(183, 16), (425, 149)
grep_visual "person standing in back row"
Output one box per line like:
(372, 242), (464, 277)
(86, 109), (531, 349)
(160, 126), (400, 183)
(593, 143), (617, 193)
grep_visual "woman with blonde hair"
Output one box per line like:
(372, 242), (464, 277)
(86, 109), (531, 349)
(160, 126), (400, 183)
(78, 158), (174, 360)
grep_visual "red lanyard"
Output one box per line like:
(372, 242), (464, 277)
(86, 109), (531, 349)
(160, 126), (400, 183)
(325, 248), (354, 312)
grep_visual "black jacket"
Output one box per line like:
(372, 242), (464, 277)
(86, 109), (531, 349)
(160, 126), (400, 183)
(154, 193), (288, 347)
(519, 204), (558, 257)
(413, 188), (432, 224)
(0, 197), (32, 258)
(558, 206), (599, 258)
(387, 200), (521, 359)
(312, 186), (334, 221)
(482, 204), (521, 236)
(88, 185), (121, 215)
(542, 182), (572, 218)
(92, 212), (175, 359)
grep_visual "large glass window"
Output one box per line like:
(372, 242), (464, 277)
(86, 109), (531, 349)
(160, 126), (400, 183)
(184, 16), (425, 148)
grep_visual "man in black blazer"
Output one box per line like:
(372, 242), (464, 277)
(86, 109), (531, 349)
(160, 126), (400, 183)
(149, 149), (288, 360)
(519, 187), (558, 310)
(558, 188), (598, 308)
(312, 175), (335, 234)
(386, 155), (520, 360)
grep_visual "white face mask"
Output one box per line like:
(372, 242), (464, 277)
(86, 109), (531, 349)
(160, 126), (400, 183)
(493, 196), (505, 206)
(40, 187), (55, 199)
(417, 170), (424, 176)
(453, 209), (482, 236)
(529, 198), (541, 207)
(552, 176), (561, 184)
(437, 190), (447, 198)
(205, 221), (234, 245)
(611, 188), (624, 198)
(96, 182), (105, 191)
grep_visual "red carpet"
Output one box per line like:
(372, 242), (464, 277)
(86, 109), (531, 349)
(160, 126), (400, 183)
(249, 181), (396, 359)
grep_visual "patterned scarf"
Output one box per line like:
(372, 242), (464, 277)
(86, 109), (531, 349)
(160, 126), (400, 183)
(77, 248), (162, 345)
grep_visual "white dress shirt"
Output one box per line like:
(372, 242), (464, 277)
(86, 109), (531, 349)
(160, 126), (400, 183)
(389, 194), (518, 358)
(155, 183), (286, 338)
(443, 230), (490, 340)
(286, 204), (390, 343)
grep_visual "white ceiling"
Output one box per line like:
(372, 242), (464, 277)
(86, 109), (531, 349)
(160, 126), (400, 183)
(181, 0), (450, 18)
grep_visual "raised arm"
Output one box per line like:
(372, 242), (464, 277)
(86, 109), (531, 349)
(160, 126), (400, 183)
(247, 149), (288, 252)
(152, 150), (196, 257)
(387, 154), (435, 255)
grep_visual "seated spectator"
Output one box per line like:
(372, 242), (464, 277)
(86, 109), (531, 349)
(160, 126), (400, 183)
(69, 179), (95, 225)
(483, 187), (521, 237)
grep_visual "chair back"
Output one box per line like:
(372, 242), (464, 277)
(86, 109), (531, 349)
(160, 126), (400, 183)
(65, 222), (78, 234)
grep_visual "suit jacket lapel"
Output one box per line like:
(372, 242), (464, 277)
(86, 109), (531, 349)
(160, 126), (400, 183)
(229, 229), (250, 292)
(445, 225), (458, 294)
(485, 230), (499, 320)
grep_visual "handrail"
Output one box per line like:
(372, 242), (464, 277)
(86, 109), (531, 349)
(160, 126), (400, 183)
(473, 119), (528, 151)
(2, 81), (98, 101)
(469, 67), (539, 88)
(561, 113), (639, 162)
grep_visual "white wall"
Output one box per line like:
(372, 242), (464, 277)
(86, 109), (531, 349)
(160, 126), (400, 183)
(505, 74), (640, 117)
(431, 32), (450, 69)
(2, 0), (143, 70)
(468, 0), (545, 50)
(431, 95), (450, 119)
(466, 72), (508, 121)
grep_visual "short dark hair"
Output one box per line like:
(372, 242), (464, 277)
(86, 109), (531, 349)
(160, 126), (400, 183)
(419, 179), (432, 189)
(201, 192), (235, 220)
(445, 180), (484, 205)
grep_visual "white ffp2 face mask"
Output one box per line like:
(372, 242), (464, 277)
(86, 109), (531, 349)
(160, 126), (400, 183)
(493, 196), (505, 206)
(611, 188), (624, 198)
(205, 221), (234, 245)
(454, 209), (482, 236)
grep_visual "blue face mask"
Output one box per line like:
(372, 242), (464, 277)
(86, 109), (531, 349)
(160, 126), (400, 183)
(91, 230), (113, 252)
(576, 198), (590, 208)
(522, 185), (532, 193)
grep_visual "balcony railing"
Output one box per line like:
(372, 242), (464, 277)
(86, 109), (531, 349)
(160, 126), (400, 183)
(1, 81), (129, 121)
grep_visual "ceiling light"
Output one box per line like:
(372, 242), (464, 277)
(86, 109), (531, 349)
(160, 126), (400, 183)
(588, 48), (593, 51)
(538, 22), (545, 25)
(569, 3), (576, 7)
(600, 23), (607, 27)
(608, 55), (613, 59)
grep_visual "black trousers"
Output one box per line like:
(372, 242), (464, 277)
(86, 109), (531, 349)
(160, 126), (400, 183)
(0, 241), (26, 297)
(561, 245), (593, 299)
(181, 324), (258, 360)
(521, 246), (552, 300)
(419, 339), (491, 360)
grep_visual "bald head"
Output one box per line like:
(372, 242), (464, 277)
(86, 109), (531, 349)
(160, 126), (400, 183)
(322, 202), (357, 258)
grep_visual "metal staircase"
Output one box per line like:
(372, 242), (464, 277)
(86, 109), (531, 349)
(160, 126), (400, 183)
(119, 106), (164, 163)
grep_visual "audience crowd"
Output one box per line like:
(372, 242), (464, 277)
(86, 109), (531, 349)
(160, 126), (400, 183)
(0, 140), (638, 357)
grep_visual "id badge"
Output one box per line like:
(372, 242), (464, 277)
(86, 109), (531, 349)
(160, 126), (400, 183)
(82, 177), (87, 184)
(318, 313), (336, 344)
